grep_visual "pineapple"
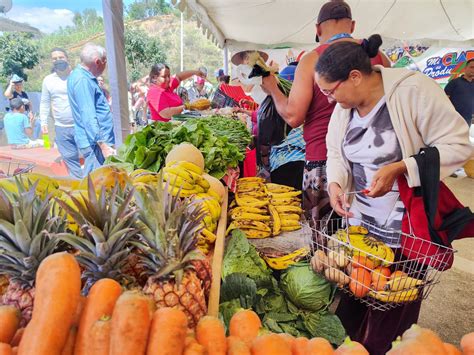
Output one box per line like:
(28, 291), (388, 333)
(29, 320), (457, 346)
(58, 177), (138, 293)
(0, 184), (66, 326)
(134, 182), (211, 328)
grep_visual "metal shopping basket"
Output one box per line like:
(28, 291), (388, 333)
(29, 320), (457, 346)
(0, 158), (35, 177)
(310, 191), (455, 311)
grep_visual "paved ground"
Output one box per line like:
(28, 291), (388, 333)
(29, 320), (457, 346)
(418, 175), (474, 345)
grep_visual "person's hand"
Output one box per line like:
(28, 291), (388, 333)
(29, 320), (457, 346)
(261, 75), (278, 95)
(196, 70), (206, 78)
(41, 125), (48, 134)
(99, 143), (116, 158)
(367, 161), (407, 198)
(28, 111), (34, 122)
(328, 182), (353, 218)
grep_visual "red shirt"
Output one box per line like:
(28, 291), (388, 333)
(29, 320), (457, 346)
(304, 44), (385, 161)
(147, 76), (182, 122)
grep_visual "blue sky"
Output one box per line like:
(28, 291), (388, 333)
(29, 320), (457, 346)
(6, 0), (137, 33)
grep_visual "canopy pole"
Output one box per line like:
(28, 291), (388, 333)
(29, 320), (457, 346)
(180, 12), (184, 71)
(102, 0), (129, 147)
(223, 44), (229, 75)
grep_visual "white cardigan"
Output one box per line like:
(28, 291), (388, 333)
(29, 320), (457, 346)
(326, 66), (472, 191)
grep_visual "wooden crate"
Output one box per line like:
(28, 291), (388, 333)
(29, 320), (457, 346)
(207, 188), (228, 316)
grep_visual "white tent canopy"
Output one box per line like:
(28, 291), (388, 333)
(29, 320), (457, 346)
(174, 0), (474, 50)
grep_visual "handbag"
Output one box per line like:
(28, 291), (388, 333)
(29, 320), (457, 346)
(397, 147), (474, 271)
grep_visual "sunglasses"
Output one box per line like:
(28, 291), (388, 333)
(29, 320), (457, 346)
(320, 80), (343, 97)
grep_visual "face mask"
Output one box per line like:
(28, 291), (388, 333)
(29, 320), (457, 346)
(53, 60), (69, 73)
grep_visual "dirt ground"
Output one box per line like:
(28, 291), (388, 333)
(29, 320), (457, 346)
(418, 175), (474, 345)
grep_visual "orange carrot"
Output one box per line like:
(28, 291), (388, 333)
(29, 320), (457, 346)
(229, 310), (261, 347)
(307, 337), (334, 355)
(227, 336), (251, 355)
(60, 326), (77, 355)
(87, 316), (111, 355)
(292, 337), (309, 355)
(196, 316), (227, 355)
(18, 252), (81, 355)
(461, 332), (474, 355)
(146, 308), (188, 355)
(277, 333), (295, 349)
(109, 291), (153, 355)
(11, 347), (17, 355)
(10, 329), (24, 348)
(443, 343), (462, 355)
(71, 296), (86, 326)
(0, 343), (12, 355)
(0, 306), (20, 344)
(251, 334), (292, 355)
(74, 278), (122, 355)
(184, 342), (206, 355)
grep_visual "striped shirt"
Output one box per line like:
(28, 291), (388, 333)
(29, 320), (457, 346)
(269, 126), (305, 172)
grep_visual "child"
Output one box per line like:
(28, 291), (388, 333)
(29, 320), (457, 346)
(4, 98), (43, 148)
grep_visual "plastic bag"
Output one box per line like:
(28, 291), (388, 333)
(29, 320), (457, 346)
(257, 95), (292, 147)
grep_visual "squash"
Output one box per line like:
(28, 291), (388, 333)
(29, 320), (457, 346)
(461, 332), (474, 355)
(229, 310), (261, 347)
(334, 337), (368, 355)
(18, 252), (81, 355)
(202, 174), (225, 202)
(165, 143), (205, 171)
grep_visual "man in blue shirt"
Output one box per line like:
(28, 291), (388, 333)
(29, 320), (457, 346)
(67, 43), (115, 175)
(4, 98), (43, 148)
(445, 59), (474, 126)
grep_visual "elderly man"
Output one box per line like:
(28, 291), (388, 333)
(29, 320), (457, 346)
(67, 43), (115, 175)
(40, 47), (82, 178)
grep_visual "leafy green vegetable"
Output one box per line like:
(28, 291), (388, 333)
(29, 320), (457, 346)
(107, 119), (248, 178)
(220, 273), (257, 309)
(301, 311), (346, 346)
(280, 262), (334, 312)
(222, 230), (274, 288)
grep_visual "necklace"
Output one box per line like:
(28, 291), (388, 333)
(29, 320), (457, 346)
(326, 33), (352, 43)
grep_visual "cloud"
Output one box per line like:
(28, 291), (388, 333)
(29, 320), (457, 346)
(7, 6), (75, 34)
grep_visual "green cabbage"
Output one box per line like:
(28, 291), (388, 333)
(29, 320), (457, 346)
(280, 262), (334, 312)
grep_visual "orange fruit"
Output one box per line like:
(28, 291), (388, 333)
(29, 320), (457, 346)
(371, 267), (391, 291)
(351, 255), (376, 270)
(349, 268), (372, 298)
(390, 270), (407, 280)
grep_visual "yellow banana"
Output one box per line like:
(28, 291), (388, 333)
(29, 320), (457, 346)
(382, 245), (395, 266)
(240, 229), (272, 239)
(263, 248), (310, 270)
(274, 205), (303, 214)
(133, 173), (159, 185)
(231, 213), (271, 222)
(165, 184), (202, 197)
(238, 177), (265, 183)
(237, 191), (268, 198)
(230, 206), (268, 215)
(167, 160), (203, 175)
(268, 190), (302, 198)
(235, 194), (269, 208)
(206, 189), (222, 202)
(368, 288), (419, 303)
(201, 228), (217, 243)
(270, 197), (301, 206)
(281, 225), (302, 232)
(384, 276), (424, 292)
(130, 168), (149, 178)
(163, 172), (195, 190)
(265, 183), (295, 192)
(226, 220), (271, 235)
(163, 166), (195, 184)
(268, 204), (281, 236)
(348, 225), (369, 235)
(281, 220), (301, 227)
(279, 213), (301, 221)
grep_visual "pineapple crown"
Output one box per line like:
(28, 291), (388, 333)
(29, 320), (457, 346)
(0, 181), (67, 288)
(133, 178), (205, 284)
(57, 177), (138, 292)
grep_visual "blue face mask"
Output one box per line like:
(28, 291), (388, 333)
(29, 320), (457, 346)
(53, 60), (69, 73)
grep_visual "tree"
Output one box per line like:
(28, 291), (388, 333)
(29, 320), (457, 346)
(125, 28), (167, 81)
(72, 9), (103, 29)
(0, 33), (39, 81)
(126, 0), (171, 20)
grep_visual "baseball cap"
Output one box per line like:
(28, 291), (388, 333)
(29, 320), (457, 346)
(11, 74), (24, 83)
(10, 98), (24, 110)
(316, 0), (352, 42)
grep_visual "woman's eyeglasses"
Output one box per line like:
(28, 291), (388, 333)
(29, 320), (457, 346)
(320, 80), (343, 97)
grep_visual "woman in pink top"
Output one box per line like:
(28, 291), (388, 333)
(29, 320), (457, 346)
(147, 63), (205, 122)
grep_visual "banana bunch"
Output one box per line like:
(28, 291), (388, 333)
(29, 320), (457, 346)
(227, 179), (303, 239)
(130, 169), (160, 189)
(384, 275), (424, 292)
(185, 98), (211, 111)
(263, 247), (310, 270)
(368, 288), (419, 303)
(162, 160), (210, 197)
(0, 173), (61, 199)
(335, 227), (395, 266)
